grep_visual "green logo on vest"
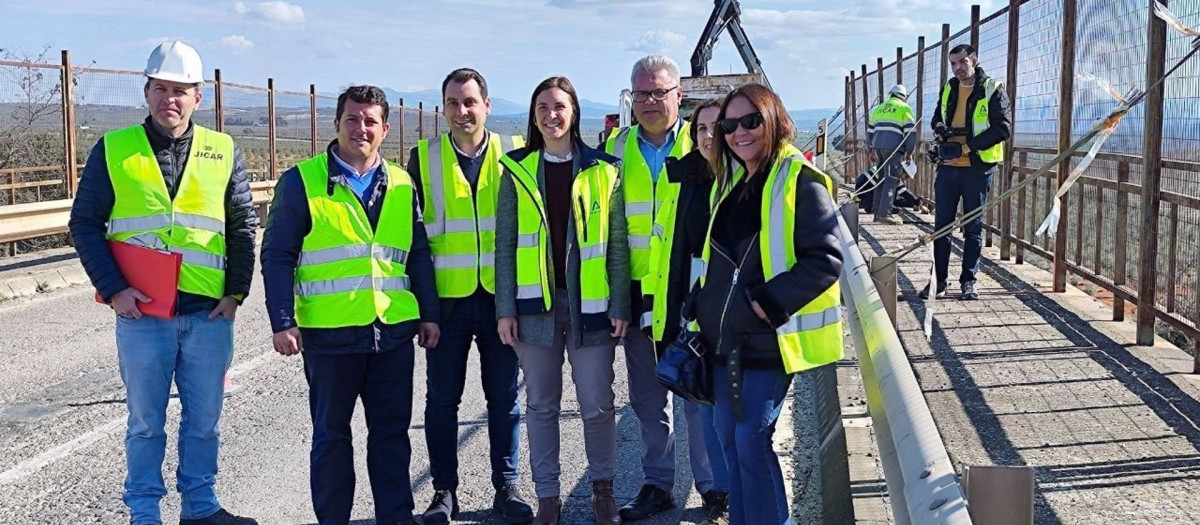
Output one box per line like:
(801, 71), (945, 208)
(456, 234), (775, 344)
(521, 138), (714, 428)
(591, 201), (601, 214)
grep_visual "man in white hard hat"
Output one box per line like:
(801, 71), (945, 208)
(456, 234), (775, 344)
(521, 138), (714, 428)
(866, 84), (917, 225)
(68, 40), (258, 525)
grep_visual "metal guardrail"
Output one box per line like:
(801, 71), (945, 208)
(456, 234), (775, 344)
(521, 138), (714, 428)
(0, 181), (276, 243)
(837, 210), (973, 525)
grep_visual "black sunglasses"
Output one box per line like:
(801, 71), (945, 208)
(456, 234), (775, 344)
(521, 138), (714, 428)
(716, 112), (764, 135)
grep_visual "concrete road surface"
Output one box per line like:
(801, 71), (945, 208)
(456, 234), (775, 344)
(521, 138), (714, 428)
(0, 277), (722, 525)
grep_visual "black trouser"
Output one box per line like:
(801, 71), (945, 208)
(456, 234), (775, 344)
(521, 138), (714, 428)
(934, 163), (996, 284)
(304, 343), (416, 525)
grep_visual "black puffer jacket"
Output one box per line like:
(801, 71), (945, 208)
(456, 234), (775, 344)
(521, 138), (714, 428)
(643, 150), (713, 346)
(69, 117), (258, 314)
(929, 67), (1012, 168)
(691, 157), (843, 369)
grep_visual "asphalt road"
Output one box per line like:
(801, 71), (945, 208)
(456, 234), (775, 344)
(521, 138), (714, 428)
(0, 278), (718, 525)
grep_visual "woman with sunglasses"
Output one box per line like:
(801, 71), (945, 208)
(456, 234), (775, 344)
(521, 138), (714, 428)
(689, 84), (844, 525)
(494, 76), (629, 525)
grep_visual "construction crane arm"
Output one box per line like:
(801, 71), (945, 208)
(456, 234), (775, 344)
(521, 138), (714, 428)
(689, 0), (770, 88)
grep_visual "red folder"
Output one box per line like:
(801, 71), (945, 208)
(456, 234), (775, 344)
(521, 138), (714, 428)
(94, 240), (182, 319)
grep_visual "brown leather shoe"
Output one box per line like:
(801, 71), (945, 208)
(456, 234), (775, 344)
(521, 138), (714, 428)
(592, 479), (622, 524)
(534, 496), (562, 525)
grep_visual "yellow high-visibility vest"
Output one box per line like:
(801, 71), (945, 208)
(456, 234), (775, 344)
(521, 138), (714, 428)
(293, 154), (419, 328)
(499, 150), (619, 314)
(604, 123), (693, 282)
(417, 132), (524, 298)
(698, 145), (844, 373)
(104, 124), (233, 300)
(940, 78), (1004, 164)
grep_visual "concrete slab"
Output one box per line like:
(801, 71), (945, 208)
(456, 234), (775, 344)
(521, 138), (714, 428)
(852, 206), (1200, 525)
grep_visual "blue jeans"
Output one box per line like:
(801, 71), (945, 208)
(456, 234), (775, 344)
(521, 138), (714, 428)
(934, 164), (996, 284)
(696, 402), (730, 492)
(424, 291), (521, 490)
(115, 311), (234, 525)
(714, 366), (793, 525)
(304, 343), (416, 525)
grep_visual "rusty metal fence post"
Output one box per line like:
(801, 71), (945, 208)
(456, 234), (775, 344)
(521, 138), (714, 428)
(861, 64), (870, 175)
(309, 84), (318, 157)
(214, 69), (224, 133)
(60, 50), (78, 197)
(418, 101), (425, 140)
(1114, 160), (1130, 321)
(1052, 0), (1076, 293)
(1001, 0), (1021, 261)
(267, 78), (278, 180)
(398, 98), (406, 164)
(916, 36), (926, 198)
(896, 47), (904, 85)
(845, 75), (853, 179)
(434, 106), (440, 137)
(1138, 0), (1168, 345)
(877, 57), (885, 102)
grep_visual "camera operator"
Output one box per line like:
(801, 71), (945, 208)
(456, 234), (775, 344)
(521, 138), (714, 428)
(923, 44), (1011, 301)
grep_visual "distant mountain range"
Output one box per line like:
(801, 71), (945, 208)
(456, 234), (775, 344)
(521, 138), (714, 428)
(301, 87), (619, 120)
(261, 85), (835, 133)
(788, 108), (840, 134)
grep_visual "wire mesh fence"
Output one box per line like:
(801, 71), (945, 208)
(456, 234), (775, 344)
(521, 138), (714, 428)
(0, 60), (67, 207)
(844, 0), (1200, 353)
(0, 52), (450, 258)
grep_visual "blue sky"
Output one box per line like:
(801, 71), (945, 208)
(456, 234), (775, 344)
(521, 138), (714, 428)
(1, 0), (986, 110)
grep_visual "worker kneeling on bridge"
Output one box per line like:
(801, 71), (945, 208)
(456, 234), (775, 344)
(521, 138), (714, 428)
(923, 44), (1011, 301)
(260, 85), (441, 525)
(687, 83), (844, 525)
(68, 41), (259, 525)
(406, 68), (533, 525)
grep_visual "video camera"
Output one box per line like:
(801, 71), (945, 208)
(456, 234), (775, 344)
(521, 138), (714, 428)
(925, 122), (971, 164)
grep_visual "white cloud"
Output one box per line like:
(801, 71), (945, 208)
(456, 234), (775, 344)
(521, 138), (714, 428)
(232, 1), (305, 26)
(214, 35), (255, 53)
(626, 30), (687, 53)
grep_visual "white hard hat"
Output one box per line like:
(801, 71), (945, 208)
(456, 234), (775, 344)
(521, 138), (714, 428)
(144, 41), (204, 84)
(889, 84), (909, 100)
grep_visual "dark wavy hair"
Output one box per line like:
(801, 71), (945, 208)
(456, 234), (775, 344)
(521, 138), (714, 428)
(709, 83), (796, 185)
(525, 76), (583, 151)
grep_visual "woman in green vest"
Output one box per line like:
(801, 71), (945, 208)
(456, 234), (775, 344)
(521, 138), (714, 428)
(689, 84), (845, 525)
(494, 76), (630, 525)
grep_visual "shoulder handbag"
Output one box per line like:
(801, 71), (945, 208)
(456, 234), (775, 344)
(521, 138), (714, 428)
(654, 329), (714, 405)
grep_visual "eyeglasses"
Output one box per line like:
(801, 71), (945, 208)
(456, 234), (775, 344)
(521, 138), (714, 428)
(716, 112), (764, 135)
(631, 86), (679, 102)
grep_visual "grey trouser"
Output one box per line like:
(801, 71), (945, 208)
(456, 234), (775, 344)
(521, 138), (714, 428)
(872, 149), (904, 220)
(623, 327), (675, 490)
(682, 398), (717, 493)
(513, 290), (617, 498)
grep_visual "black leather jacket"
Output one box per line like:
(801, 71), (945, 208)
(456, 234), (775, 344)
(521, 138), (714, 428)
(691, 159), (844, 369)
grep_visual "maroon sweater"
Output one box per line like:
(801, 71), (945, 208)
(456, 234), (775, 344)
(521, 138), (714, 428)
(544, 159), (574, 290)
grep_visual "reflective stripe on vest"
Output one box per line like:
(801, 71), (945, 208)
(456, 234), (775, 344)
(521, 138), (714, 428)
(698, 145), (844, 372)
(293, 154), (419, 328)
(940, 78), (1004, 164)
(419, 132), (524, 298)
(103, 124), (234, 300)
(500, 150), (619, 315)
(604, 123), (692, 282)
